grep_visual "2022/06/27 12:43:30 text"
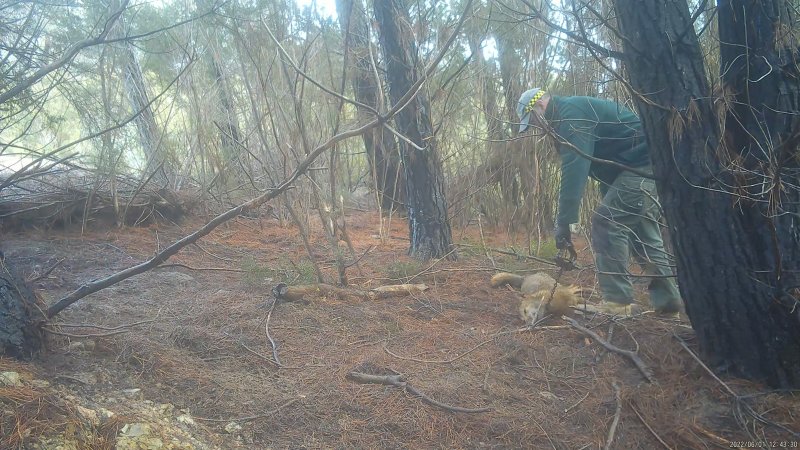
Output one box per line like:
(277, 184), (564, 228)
(729, 442), (798, 448)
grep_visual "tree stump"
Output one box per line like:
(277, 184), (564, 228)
(0, 256), (44, 358)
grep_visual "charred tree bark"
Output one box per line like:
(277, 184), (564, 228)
(374, 0), (455, 260)
(0, 257), (43, 358)
(336, 0), (404, 211)
(614, 0), (800, 387)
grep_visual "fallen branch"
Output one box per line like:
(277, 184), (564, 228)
(564, 316), (654, 383)
(346, 371), (491, 414)
(604, 381), (622, 450)
(272, 283), (371, 303)
(265, 298), (281, 366)
(371, 283), (429, 297)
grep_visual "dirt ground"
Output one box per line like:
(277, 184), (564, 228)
(1, 209), (799, 449)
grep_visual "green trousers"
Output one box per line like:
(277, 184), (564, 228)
(591, 171), (682, 312)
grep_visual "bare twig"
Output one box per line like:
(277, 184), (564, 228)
(43, 328), (133, 338)
(405, 248), (458, 283)
(673, 334), (800, 440)
(383, 338), (492, 364)
(194, 397), (301, 423)
(154, 263), (245, 273)
(44, 318), (158, 337)
(630, 401), (673, 450)
(604, 381), (622, 450)
(225, 332), (281, 367)
(564, 316), (654, 383)
(564, 391), (591, 414)
(26, 258), (64, 283)
(54, 318), (158, 330)
(0, 0), (129, 105)
(265, 298), (281, 366)
(456, 243), (558, 267)
(346, 371), (491, 414)
(346, 245), (374, 269)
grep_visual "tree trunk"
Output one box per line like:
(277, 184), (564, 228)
(614, 0), (800, 387)
(118, 35), (171, 185)
(210, 50), (248, 181)
(374, 0), (455, 260)
(0, 258), (43, 358)
(336, 0), (404, 211)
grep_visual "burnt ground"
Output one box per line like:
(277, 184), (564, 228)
(1, 210), (798, 449)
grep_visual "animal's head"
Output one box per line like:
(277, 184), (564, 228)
(519, 292), (547, 323)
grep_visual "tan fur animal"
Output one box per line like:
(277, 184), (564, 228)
(490, 272), (557, 294)
(518, 285), (582, 324)
(490, 272), (582, 324)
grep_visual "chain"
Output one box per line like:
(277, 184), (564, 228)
(548, 265), (565, 305)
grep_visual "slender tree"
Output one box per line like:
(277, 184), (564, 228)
(374, 0), (455, 260)
(336, 0), (404, 211)
(613, 0), (800, 387)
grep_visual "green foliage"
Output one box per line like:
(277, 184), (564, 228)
(240, 257), (319, 287)
(292, 260), (318, 285)
(240, 257), (278, 287)
(532, 239), (559, 259)
(386, 260), (424, 280)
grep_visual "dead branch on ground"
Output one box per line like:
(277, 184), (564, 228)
(265, 298), (280, 366)
(604, 381), (622, 450)
(564, 316), (655, 382)
(346, 371), (491, 414)
(371, 283), (428, 297)
(272, 283), (371, 303)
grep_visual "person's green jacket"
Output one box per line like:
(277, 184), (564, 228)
(544, 95), (652, 225)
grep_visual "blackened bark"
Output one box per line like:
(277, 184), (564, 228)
(374, 0), (455, 260)
(336, 0), (404, 211)
(614, 0), (800, 387)
(0, 258), (43, 358)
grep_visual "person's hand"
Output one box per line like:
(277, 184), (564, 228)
(554, 223), (573, 250)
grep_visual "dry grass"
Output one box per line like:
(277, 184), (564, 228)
(2, 211), (799, 448)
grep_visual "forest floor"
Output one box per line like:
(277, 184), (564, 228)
(1, 209), (799, 449)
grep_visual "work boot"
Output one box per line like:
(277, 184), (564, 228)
(652, 309), (681, 320)
(588, 301), (633, 317)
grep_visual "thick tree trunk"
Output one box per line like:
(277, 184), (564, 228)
(0, 258), (43, 358)
(614, 0), (800, 387)
(374, 0), (455, 260)
(336, 0), (404, 211)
